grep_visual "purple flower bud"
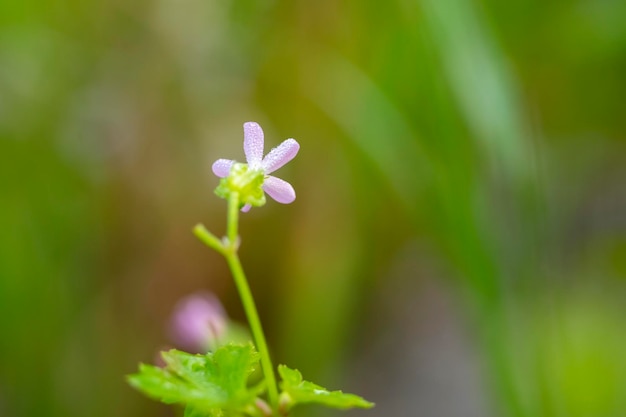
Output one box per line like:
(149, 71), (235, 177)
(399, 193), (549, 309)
(169, 292), (227, 353)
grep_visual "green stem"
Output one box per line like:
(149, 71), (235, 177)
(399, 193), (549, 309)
(193, 224), (225, 255)
(194, 193), (280, 410)
(224, 251), (279, 409)
(227, 192), (239, 245)
(224, 192), (279, 410)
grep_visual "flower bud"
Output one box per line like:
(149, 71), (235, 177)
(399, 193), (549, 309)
(169, 292), (227, 353)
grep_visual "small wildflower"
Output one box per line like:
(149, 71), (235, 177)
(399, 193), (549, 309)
(169, 292), (227, 353)
(212, 122), (300, 211)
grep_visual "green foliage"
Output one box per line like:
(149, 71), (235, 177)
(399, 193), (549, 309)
(127, 344), (264, 416)
(128, 345), (373, 416)
(183, 405), (223, 417)
(277, 364), (374, 413)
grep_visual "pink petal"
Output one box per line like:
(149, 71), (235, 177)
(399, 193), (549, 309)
(261, 138), (300, 174)
(243, 122), (264, 167)
(263, 176), (296, 204)
(241, 204), (252, 212)
(212, 159), (234, 178)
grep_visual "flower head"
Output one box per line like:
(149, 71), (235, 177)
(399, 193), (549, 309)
(212, 122), (300, 211)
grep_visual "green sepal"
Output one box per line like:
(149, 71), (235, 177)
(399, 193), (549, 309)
(215, 163), (266, 209)
(127, 344), (264, 415)
(277, 364), (374, 413)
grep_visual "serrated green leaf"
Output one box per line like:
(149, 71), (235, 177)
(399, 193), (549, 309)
(184, 404), (230, 417)
(184, 405), (220, 417)
(127, 344), (263, 414)
(278, 364), (374, 412)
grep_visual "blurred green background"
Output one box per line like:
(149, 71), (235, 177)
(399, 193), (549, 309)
(2, 0), (626, 416)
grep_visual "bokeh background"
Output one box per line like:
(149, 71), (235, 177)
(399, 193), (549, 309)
(2, 0), (626, 416)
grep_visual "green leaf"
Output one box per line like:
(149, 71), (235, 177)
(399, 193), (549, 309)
(127, 344), (264, 414)
(183, 404), (240, 417)
(184, 405), (220, 417)
(278, 364), (374, 413)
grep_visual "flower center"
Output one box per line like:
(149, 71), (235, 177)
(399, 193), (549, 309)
(215, 162), (267, 208)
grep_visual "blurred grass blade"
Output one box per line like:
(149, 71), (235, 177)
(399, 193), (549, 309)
(301, 50), (431, 213)
(419, 0), (534, 183)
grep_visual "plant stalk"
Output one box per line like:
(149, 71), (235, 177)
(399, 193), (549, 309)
(224, 192), (279, 409)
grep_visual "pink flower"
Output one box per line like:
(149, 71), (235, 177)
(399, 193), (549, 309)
(212, 122), (300, 212)
(169, 292), (227, 353)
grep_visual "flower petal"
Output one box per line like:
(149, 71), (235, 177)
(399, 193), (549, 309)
(263, 176), (296, 204)
(241, 204), (252, 212)
(243, 122), (264, 167)
(261, 138), (300, 174)
(212, 159), (234, 178)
